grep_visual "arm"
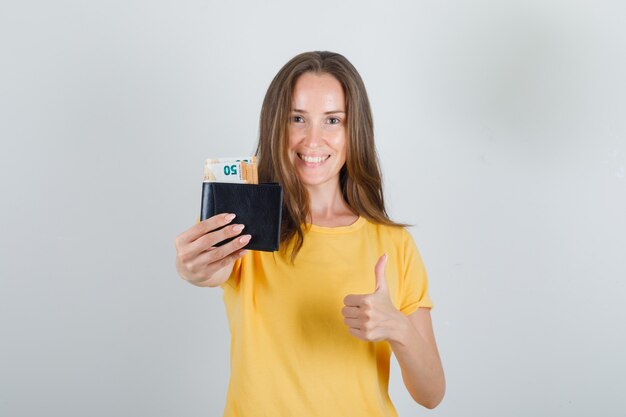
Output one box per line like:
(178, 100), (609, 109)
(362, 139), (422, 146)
(388, 307), (445, 409)
(342, 255), (445, 408)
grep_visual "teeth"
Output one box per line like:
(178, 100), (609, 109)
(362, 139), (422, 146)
(299, 154), (328, 163)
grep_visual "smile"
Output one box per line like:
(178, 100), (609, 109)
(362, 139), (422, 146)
(297, 153), (331, 164)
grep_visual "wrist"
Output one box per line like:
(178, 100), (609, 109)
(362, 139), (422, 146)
(388, 311), (413, 347)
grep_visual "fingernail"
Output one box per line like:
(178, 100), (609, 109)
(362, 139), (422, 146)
(224, 213), (236, 221)
(239, 234), (251, 243)
(233, 224), (245, 232)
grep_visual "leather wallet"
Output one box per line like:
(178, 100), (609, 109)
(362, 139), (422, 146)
(200, 182), (283, 252)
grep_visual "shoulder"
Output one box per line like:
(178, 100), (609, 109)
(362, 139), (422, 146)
(362, 219), (414, 247)
(362, 218), (411, 237)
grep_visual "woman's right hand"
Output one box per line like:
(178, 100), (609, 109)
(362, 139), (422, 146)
(174, 213), (251, 287)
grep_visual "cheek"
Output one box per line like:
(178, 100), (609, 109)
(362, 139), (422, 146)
(331, 133), (347, 159)
(287, 132), (298, 154)
(287, 136), (301, 167)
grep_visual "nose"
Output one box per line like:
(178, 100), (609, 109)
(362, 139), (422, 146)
(302, 123), (323, 148)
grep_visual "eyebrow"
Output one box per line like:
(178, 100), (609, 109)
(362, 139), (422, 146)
(291, 109), (346, 115)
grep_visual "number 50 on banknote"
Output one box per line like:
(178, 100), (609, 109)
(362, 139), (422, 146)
(203, 156), (258, 184)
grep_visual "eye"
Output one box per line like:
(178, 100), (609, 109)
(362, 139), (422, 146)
(291, 115), (304, 123)
(327, 117), (341, 125)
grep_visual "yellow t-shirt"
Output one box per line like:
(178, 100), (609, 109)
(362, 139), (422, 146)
(219, 216), (432, 417)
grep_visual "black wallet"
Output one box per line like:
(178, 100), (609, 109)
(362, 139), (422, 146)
(200, 182), (283, 252)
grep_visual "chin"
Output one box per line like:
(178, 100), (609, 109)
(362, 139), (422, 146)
(296, 172), (339, 188)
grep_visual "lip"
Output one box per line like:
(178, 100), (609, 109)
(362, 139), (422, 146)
(296, 152), (331, 166)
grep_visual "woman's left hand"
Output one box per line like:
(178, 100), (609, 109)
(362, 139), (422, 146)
(342, 254), (409, 343)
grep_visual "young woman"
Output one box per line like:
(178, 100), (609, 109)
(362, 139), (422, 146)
(175, 51), (445, 416)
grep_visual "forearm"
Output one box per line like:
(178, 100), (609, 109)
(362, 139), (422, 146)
(388, 313), (445, 409)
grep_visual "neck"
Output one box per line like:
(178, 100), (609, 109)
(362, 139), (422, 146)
(304, 180), (357, 225)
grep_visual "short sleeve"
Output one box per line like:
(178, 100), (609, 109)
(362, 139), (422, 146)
(398, 229), (433, 315)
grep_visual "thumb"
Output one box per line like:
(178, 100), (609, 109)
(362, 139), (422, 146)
(374, 253), (388, 293)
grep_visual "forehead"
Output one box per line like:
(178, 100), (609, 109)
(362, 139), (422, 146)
(291, 72), (345, 111)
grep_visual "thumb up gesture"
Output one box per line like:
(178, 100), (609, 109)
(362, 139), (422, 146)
(342, 254), (407, 343)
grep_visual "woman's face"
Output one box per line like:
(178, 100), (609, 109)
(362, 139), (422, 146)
(288, 72), (347, 189)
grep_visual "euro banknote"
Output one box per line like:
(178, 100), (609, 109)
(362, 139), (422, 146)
(203, 156), (258, 184)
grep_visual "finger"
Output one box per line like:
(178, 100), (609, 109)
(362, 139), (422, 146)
(348, 327), (366, 341)
(341, 305), (362, 318)
(374, 253), (388, 292)
(191, 242), (246, 272)
(176, 213), (236, 246)
(343, 317), (363, 329)
(204, 234), (252, 265)
(343, 294), (366, 307)
(204, 246), (249, 272)
(187, 223), (245, 256)
(187, 248), (248, 284)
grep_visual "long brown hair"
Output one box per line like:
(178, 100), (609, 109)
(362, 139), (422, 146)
(255, 51), (405, 261)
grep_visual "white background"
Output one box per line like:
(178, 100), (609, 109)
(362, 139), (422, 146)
(1, 1), (625, 416)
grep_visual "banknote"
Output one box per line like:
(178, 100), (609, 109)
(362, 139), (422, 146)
(204, 156), (258, 184)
